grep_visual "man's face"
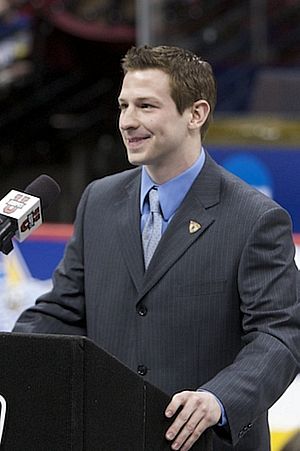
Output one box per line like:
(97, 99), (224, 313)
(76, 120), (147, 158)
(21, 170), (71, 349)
(118, 69), (196, 181)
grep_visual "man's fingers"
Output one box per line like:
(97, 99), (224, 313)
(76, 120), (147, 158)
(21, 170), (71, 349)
(168, 410), (205, 450)
(165, 391), (187, 418)
(175, 419), (207, 451)
(165, 390), (222, 450)
(166, 407), (198, 440)
(166, 394), (203, 439)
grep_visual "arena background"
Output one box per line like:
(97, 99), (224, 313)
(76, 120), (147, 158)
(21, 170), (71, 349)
(0, 1), (299, 449)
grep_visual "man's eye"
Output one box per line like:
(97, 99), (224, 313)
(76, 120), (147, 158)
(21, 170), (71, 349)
(141, 104), (153, 109)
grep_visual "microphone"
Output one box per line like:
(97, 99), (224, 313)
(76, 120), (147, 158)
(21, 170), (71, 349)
(0, 174), (61, 255)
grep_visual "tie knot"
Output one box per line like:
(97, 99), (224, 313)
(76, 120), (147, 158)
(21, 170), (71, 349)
(148, 188), (160, 213)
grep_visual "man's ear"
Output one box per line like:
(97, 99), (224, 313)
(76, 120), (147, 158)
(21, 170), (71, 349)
(188, 100), (210, 130)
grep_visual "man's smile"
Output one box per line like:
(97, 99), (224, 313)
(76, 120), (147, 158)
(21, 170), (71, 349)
(126, 135), (151, 148)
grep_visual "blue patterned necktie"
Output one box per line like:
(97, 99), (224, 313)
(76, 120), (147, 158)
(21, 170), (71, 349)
(142, 188), (163, 269)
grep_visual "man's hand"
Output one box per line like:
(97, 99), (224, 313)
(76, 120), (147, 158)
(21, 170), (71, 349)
(165, 390), (221, 450)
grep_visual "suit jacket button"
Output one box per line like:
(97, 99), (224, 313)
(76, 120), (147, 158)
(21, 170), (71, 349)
(137, 365), (148, 376)
(137, 305), (148, 316)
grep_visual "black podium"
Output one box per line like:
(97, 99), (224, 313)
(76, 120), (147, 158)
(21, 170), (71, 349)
(0, 333), (212, 450)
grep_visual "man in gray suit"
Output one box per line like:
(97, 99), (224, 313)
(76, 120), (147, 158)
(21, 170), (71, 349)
(14, 46), (300, 450)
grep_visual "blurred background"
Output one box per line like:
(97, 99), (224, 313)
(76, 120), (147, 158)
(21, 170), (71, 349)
(0, 0), (299, 223)
(0, 2), (299, 449)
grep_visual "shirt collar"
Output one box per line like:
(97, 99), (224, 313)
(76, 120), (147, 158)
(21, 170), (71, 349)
(140, 149), (206, 220)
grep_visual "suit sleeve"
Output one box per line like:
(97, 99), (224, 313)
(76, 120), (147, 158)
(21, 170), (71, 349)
(200, 206), (300, 446)
(12, 183), (93, 336)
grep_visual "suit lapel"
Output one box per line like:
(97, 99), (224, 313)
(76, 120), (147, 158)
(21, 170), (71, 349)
(116, 170), (145, 292)
(115, 153), (222, 299)
(138, 152), (222, 301)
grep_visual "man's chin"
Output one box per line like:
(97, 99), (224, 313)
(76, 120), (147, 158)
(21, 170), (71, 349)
(127, 154), (145, 167)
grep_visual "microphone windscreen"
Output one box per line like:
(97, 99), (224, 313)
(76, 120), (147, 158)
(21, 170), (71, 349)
(25, 174), (61, 210)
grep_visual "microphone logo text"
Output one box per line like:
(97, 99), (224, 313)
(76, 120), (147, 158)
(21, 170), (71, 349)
(3, 194), (31, 215)
(20, 208), (41, 232)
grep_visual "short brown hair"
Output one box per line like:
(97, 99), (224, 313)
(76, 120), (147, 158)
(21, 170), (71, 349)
(121, 45), (217, 139)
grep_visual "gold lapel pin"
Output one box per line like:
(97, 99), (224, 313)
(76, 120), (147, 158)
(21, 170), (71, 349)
(189, 220), (201, 234)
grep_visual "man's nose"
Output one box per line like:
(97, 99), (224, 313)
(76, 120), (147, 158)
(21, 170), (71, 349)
(119, 107), (139, 129)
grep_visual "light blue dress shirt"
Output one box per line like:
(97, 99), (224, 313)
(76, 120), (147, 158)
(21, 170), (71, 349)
(140, 150), (205, 232)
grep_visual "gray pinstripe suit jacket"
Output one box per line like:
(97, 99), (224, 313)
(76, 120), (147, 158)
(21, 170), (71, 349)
(14, 152), (300, 450)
